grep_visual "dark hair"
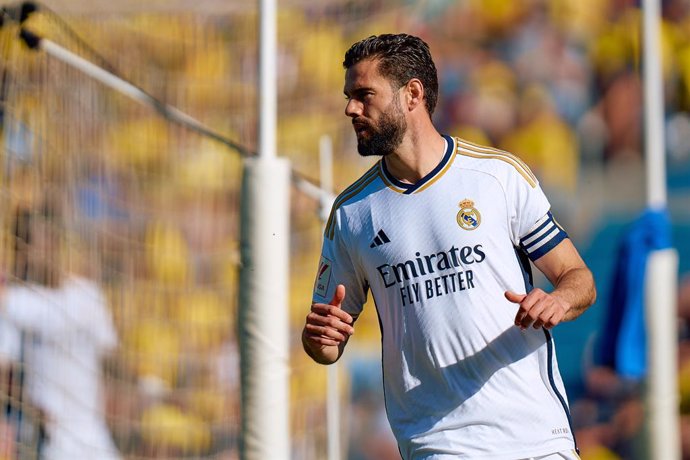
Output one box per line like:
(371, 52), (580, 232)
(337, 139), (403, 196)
(343, 33), (438, 116)
(13, 208), (31, 281)
(12, 198), (61, 286)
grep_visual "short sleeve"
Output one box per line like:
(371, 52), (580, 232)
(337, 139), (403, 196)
(507, 171), (568, 261)
(3, 286), (42, 330)
(312, 207), (367, 319)
(77, 279), (118, 352)
(0, 315), (21, 362)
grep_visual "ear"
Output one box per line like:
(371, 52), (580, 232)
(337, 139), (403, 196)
(405, 79), (425, 112)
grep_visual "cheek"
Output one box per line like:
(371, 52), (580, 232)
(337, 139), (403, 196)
(362, 105), (381, 121)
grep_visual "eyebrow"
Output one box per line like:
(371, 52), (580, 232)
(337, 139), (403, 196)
(344, 87), (373, 98)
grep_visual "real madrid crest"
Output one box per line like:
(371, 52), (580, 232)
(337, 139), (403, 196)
(457, 199), (481, 231)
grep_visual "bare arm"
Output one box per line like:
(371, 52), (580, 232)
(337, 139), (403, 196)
(302, 284), (355, 365)
(506, 238), (596, 330)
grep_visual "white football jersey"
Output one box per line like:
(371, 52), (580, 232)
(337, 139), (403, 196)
(313, 135), (577, 459)
(1, 277), (121, 460)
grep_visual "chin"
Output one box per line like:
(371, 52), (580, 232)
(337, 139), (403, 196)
(356, 143), (376, 157)
(357, 143), (391, 157)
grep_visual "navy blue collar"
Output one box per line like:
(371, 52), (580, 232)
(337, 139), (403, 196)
(380, 134), (455, 195)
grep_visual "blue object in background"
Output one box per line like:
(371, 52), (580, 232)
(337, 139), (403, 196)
(554, 214), (690, 399)
(597, 208), (673, 379)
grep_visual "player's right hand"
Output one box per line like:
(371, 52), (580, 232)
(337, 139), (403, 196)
(303, 284), (354, 347)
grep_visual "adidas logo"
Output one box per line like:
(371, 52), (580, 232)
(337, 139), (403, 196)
(369, 229), (391, 248)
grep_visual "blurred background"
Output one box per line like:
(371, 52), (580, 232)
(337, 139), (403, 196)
(0, 0), (689, 459)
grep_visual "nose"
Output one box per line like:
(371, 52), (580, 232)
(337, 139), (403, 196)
(344, 98), (362, 118)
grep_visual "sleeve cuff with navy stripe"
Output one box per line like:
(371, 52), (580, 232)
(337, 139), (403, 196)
(519, 211), (568, 261)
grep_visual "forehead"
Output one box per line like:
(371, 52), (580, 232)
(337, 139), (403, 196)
(344, 58), (389, 93)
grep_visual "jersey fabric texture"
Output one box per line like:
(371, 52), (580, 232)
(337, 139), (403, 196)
(312, 135), (576, 459)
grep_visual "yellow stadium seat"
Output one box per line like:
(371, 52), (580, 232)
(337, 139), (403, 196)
(676, 45), (690, 108)
(176, 289), (231, 352)
(500, 86), (579, 192)
(140, 403), (211, 454)
(471, 60), (517, 94)
(105, 118), (170, 170)
(469, 0), (524, 32)
(298, 24), (346, 92)
(451, 125), (493, 148)
(185, 388), (232, 424)
(127, 14), (203, 69)
(183, 44), (234, 107)
(175, 139), (241, 192)
(547, 0), (611, 42)
(145, 222), (190, 285)
(278, 112), (342, 168)
(680, 361), (690, 414)
(579, 445), (622, 460)
(124, 320), (180, 388)
(277, 8), (308, 39)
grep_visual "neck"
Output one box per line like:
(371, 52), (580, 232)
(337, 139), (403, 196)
(383, 124), (445, 184)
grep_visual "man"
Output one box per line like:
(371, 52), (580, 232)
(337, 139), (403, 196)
(0, 201), (121, 460)
(302, 33), (596, 459)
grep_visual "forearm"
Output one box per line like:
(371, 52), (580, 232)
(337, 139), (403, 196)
(552, 266), (596, 321)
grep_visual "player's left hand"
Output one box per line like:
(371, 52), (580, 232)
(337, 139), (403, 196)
(505, 289), (568, 330)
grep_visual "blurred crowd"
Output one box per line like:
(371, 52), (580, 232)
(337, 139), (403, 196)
(562, 272), (690, 460)
(310, 1), (690, 459)
(0, 0), (690, 459)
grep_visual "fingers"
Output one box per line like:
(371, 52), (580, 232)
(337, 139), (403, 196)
(303, 325), (349, 347)
(304, 284), (354, 346)
(504, 290), (526, 304)
(322, 284), (350, 324)
(303, 309), (354, 346)
(305, 306), (354, 333)
(330, 284), (346, 308)
(509, 288), (566, 330)
(513, 291), (544, 329)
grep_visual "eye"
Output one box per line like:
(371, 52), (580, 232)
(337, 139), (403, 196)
(345, 89), (374, 103)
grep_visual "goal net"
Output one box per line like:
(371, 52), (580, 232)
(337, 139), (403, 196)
(0, 1), (418, 459)
(0, 7), (253, 459)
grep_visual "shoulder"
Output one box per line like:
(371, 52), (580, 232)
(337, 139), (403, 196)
(324, 162), (384, 240)
(4, 284), (36, 302)
(67, 276), (96, 290)
(453, 137), (538, 189)
(333, 161), (384, 208)
(66, 276), (105, 300)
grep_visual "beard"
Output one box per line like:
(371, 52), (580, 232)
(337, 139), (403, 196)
(356, 95), (407, 157)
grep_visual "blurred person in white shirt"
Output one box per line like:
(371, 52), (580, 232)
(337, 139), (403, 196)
(0, 200), (120, 460)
